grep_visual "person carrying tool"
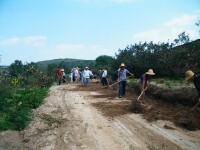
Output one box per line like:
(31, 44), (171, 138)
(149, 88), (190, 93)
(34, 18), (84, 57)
(185, 70), (200, 106)
(138, 69), (155, 103)
(118, 63), (133, 98)
(56, 67), (63, 85)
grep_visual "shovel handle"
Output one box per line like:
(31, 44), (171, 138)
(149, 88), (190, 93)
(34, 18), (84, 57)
(137, 86), (147, 101)
(191, 100), (200, 111)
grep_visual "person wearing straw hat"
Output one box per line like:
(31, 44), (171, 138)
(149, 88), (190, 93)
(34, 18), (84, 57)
(61, 68), (66, 83)
(185, 70), (200, 103)
(118, 63), (134, 98)
(138, 69), (155, 103)
(84, 67), (93, 87)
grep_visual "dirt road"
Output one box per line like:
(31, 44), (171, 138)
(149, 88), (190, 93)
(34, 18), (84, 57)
(1, 82), (200, 150)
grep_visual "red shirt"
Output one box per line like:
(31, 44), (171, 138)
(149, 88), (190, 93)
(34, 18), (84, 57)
(57, 69), (63, 77)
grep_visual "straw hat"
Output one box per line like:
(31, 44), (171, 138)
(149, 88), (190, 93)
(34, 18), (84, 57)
(146, 69), (155, 75)
(120, 63), (125, 67)
(61, 69), (64, 72)
(85, 66), (89, 69)
(185, 70), (194, 80)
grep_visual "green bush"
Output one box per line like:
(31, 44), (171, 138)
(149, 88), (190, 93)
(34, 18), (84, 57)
(0, 88), (48, 131)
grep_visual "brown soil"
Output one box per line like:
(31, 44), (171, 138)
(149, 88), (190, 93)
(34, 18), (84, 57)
(75, 82), (200, 131)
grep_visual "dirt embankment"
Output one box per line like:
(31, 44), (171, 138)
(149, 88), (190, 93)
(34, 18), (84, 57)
(132, 82), (197, 105)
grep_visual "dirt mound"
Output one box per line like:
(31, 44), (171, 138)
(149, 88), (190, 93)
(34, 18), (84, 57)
(133, 83), (197, 105)
(131, 98), (200, 131)
(92, 101), (132, 118)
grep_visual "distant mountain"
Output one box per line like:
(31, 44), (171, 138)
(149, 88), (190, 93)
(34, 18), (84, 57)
(36, 58), (95, 69)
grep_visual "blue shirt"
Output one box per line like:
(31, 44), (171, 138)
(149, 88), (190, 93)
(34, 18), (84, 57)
(118, 69), (129, 81)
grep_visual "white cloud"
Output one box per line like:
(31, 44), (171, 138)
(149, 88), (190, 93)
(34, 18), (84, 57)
(0, 36), (47, 47)
(164, 14), (197, 27)
(0, 37), (21, 46)
(23, 36), (46, 47)
(133, 13), (199, 43)
(43, 44), (114, 60)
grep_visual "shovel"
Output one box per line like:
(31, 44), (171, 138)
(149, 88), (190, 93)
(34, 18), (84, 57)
(106, 75), (134, 88)
(137, 86), (148, 101)
(191, 100), (200, 111)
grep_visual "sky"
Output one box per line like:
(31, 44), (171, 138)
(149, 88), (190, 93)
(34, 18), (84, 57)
(0, 0), (199, 65)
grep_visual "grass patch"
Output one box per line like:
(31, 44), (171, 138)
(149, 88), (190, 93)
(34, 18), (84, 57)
(0, 87), (48, 131)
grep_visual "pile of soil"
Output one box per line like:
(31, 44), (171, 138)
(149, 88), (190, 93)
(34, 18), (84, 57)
(133, 82), (197, 105)
(74, 81), (200, 131)
(92, 102), (132, 118)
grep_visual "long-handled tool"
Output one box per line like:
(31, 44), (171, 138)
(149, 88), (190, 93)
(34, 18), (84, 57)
(191, 100), (200, 111)
(137, 86), (148, 101)
(107, 75), (134, 88)
(62, 77), (68, 84)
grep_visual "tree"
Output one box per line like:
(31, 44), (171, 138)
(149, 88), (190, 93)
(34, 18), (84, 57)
(174, 32), (190, 46)
(9, 60), (23, 77)
(195, 20), (200, 36)
(95, 55), (115, 71)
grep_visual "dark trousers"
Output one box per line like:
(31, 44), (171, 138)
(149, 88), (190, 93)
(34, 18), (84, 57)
(102, 77), (108, 86)
(119, 81), (126, 96)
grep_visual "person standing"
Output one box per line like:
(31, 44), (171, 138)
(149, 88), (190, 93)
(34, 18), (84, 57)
(57, 67), (63, 85)
(101, 68), (108, 86)
(84, 67), (93, 87)
(118, 63), (133, 98)
(185, 70), (200, 103)
(138, 69), (155, 103)
(61, 68), (66, 83)
(72, 67), (79, 82)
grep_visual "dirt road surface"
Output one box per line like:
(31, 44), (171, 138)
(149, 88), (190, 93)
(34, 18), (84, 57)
(1, 82), (200, 150)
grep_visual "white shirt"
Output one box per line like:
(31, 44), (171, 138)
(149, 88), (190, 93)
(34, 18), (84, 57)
(102, 70), (107, 77)
(84, 70), (93, 78)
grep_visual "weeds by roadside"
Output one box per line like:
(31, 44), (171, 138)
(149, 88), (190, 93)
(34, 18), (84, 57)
(0, 86), (48, 131)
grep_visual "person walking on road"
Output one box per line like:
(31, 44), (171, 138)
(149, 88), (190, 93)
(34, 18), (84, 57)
(84, 67), (93, 87)
(57, 67), (63, 85)
(138, 69), (155, 103)
(102, 68), (108, 86)
(185, 70), (200, 103)
(118, 63), (133, 98)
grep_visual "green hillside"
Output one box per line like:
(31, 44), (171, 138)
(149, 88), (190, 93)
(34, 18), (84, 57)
(37, 58), (95, 70)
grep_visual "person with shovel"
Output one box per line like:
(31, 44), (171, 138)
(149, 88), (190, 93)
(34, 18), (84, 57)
(185, 70), (200, 109)
(118, 63), (134, 98)
(138, 69), (155, 103)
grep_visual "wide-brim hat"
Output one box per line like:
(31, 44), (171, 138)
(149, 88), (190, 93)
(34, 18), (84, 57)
(185, 70), (194, 80)
(61, 69), (64, 71)
(146, 69), (155, 75)
(85, 66), (89, 69)
(120, 63), (125, 67)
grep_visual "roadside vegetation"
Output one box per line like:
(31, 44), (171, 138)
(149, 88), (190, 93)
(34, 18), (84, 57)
(0, 60), (53, 131)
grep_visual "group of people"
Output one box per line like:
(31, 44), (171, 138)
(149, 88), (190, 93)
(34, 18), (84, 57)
(61, 66), (94, 87)
(57, 64), (200, 104)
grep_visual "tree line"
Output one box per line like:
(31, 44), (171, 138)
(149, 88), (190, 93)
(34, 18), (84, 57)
(95, 32), (200, 78)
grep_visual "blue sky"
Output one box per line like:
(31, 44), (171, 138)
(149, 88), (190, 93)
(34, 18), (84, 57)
(0, 0), (199, 65)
